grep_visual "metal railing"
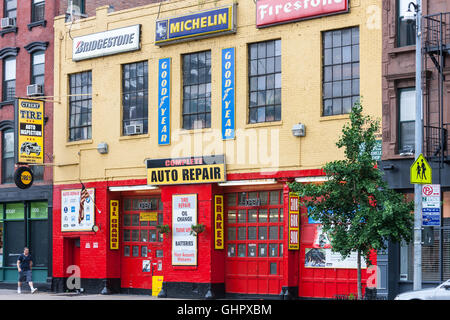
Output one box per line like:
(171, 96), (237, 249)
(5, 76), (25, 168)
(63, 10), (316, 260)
(423, 12), (450, 50)
(423, 124), (449, 159)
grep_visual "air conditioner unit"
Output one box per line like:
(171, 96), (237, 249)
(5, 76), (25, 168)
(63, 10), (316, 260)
(1, 17), (15, 29)
(27, 84), (44, 96)
(125, 123), (143, 135)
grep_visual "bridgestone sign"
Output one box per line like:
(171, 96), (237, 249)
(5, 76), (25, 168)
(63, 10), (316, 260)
(72, 25), (141, 61)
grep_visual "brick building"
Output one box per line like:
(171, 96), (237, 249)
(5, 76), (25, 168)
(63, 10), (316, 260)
(380, 0), (450, 298)
(0, 0), (59, 288)
(0, 0), (163, 290)
(52, 0), (383, 298)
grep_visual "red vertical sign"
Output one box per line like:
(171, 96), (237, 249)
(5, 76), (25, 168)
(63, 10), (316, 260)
(288, 193), (300, 250)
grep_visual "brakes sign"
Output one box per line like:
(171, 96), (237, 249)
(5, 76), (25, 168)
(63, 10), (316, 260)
(256, 0), (349, 28)
(15, 98), (44, 164)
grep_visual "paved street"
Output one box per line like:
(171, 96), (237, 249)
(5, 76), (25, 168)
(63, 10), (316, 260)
(0, 288), (174, 300)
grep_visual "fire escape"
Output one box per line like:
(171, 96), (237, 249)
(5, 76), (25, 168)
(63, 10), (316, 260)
(422, 13), (450, 284)
(423, 13), (450, 168)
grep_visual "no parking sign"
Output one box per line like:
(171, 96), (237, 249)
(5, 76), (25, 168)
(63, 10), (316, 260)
(422, 184), (441, 227)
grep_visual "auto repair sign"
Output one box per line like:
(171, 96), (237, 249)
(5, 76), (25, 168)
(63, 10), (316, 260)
(15, 98), (44, 164)
(73, 25), (140, 61)
(256, 0), (349, 28)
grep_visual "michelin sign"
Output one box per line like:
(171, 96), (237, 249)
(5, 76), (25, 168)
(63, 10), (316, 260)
(155, 5), (236, 46)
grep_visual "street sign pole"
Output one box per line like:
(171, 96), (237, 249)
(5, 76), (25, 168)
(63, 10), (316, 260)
(413, 0), (423, 291)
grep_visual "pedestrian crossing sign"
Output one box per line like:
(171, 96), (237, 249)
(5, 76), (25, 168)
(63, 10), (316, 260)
(410, 153), (432, 184)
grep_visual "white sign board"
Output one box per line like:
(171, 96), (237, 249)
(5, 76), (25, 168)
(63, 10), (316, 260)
(172, 194), (197, 266)
(422, 184), (441, 226)
(305, 248), (367, 269)
(72, 25), (140, 61)
(61, 188), (95, 232)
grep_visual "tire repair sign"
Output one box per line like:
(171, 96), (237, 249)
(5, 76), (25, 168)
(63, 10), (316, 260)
(289, 192), (300, 250)
(15, 98), (44, 164)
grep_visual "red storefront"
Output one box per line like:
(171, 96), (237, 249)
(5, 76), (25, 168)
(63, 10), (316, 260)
(52, 165), (376, 299)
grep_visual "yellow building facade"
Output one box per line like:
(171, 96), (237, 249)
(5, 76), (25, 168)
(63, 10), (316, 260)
(52, 0), (382, 298)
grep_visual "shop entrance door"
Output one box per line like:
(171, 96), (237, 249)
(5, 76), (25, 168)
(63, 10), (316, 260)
(225, 191), (284, 295)
(120, 197), (164, 291)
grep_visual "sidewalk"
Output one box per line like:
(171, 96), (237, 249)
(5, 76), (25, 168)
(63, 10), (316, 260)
(0, 288), (172, 300)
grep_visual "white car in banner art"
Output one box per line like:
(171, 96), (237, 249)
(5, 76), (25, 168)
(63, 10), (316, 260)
(394, 279), (450, 300)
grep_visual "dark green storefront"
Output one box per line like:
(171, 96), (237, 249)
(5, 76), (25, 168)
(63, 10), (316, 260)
(0, 185), (52, 287)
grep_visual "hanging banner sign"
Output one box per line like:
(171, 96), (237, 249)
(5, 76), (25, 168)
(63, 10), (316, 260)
(256, 0), (349, 28)
(72, 24), (141, 61)
(146, 155), (226, 185)
(155, 5), (236, 46)
(214, 195), (224, 249)
(15, 98), (44, 164)
(172, 194), (197, 266)
(61, 188), (95, 232)
(222, 48), (235, 140)
(110, 200), (119, 250)
(158, 58), (171, 145)
(288, 192), (300, 250)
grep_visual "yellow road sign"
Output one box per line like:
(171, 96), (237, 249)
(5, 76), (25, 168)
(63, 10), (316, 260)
(410, 153), (432, 184)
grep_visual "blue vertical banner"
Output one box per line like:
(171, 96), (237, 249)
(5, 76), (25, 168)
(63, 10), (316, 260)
(222, 48), (235, 140)
(158, 58), (171, 145)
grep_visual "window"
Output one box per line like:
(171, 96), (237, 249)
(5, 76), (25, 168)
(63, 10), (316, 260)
(182, 51), (211, 130)
(70, 0), (85, 14)
(3, 57), (15, 101)
(69, 71), (92, 141)
(31, 51), (45, 86)
(2, 129), (14, 184)
(398, 88), (415, 154)
(226, 191), (284, 261)
(122, 61), (148, 135)
(249, 39), (281, 123)
(31, 0), (45, 22)
(397, 0), (416, 47)
(400, 219), (450, 282)
(4, 0), (16, 19)
(323, 27), (360, 116)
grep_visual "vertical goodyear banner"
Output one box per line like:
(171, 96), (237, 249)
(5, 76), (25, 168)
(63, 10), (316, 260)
(214, 195), (224, 249)
(110, 200), (119, 250)
(15, 98), (44, 164)
(158, 58), (171, 145)
(222, 48), (235, 140)
(288, 192), (300, 250)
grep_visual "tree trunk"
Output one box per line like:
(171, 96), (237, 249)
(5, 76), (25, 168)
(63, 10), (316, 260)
(357, 250), (362, 300)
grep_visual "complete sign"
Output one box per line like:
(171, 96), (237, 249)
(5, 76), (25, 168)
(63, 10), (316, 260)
(146, 155), (226, 185)
(15, 98), (44, 164)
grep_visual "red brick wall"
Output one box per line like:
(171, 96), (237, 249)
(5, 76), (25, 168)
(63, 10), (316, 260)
(0, 0), (59, 184)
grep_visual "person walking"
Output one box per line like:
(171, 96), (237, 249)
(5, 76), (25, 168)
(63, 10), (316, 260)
(17, 247), (37, 294)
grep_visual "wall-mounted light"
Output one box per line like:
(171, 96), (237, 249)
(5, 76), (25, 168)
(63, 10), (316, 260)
(97, 142), (108, 154)
(292, 123), (306, 137)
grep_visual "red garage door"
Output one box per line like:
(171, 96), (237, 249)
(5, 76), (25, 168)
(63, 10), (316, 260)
(225, 191), (284, 295)
(120, 197), (164, 290)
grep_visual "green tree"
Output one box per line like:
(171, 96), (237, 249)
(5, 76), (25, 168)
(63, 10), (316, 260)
(289, 103), (413, 299)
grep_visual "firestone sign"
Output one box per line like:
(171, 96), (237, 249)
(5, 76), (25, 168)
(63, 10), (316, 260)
(256, 0), (349, 28)
(72, 25), (141, 61)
